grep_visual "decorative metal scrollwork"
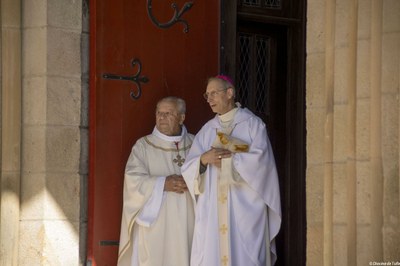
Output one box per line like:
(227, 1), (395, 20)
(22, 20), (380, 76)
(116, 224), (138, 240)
(102, 58), (149, 100)
(146, 0), (194, 33)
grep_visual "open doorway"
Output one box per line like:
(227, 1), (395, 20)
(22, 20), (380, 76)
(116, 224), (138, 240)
(221, 1), (307, 265)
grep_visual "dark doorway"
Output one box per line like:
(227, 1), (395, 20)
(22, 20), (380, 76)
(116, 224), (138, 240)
(221, 1), (307, 265)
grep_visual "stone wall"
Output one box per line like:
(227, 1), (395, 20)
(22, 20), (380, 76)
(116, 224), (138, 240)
(19, 0), (83, 265)
(1, 0), (87, 264)
(306, 0), (400, 265)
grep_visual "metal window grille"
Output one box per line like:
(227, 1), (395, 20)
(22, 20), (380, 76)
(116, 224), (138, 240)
(238, 34), (251, 107)
(265, 0), (281, 8)
(255, 37), (269, 114)
(237, 33), (271, 116)
(241, 0), (281, 9)
(242, 0), (260, 7)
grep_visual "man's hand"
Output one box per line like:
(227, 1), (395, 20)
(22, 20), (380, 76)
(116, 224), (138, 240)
(164, 174), (188, 194)
(200, 147), (232, 168)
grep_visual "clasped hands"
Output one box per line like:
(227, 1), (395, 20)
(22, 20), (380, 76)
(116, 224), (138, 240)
(200, 147), (232, 168)
(164, 174), (188, 194)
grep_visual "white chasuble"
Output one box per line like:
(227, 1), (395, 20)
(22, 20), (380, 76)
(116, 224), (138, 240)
(181, 107), (282, 266)
(118, 126), (195, 266)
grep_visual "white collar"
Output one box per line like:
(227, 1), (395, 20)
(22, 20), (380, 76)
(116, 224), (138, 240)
(219, 107), (238, 123)
(152, 125), (187, 142)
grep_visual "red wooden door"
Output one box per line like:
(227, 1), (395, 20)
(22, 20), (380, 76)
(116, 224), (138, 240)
(88, 0), (219, 264)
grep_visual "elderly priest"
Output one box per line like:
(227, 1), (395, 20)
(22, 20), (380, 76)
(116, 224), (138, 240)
(118, 96), (194, 266)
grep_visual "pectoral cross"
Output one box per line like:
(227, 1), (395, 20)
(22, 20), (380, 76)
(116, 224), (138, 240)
(173, 154), (185, 167)
(173, 141), (185, 167)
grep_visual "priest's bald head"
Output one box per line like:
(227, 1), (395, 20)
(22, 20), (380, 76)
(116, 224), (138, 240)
(155, 96), (186, 136)
(204, 75), (236, 115)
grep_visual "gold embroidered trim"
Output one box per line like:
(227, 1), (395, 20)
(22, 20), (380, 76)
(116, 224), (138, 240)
(144, 136), (192, 152)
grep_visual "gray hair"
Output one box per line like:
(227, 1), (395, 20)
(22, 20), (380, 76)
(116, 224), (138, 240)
(156, 96), (186, 114)
(207, 77), (236, 98)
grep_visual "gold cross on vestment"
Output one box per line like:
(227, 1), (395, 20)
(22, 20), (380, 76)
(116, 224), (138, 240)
(221, 255), (229, 266)
(219, 193), (227, 204)
(220, 224), (228, 234)
(173, 154), (185, 167)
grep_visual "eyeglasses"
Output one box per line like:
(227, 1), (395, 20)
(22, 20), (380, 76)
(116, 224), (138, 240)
(203, 89), (227, 100)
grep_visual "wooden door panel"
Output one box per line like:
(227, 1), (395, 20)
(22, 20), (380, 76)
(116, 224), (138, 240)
(89, 0), (219, 265)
